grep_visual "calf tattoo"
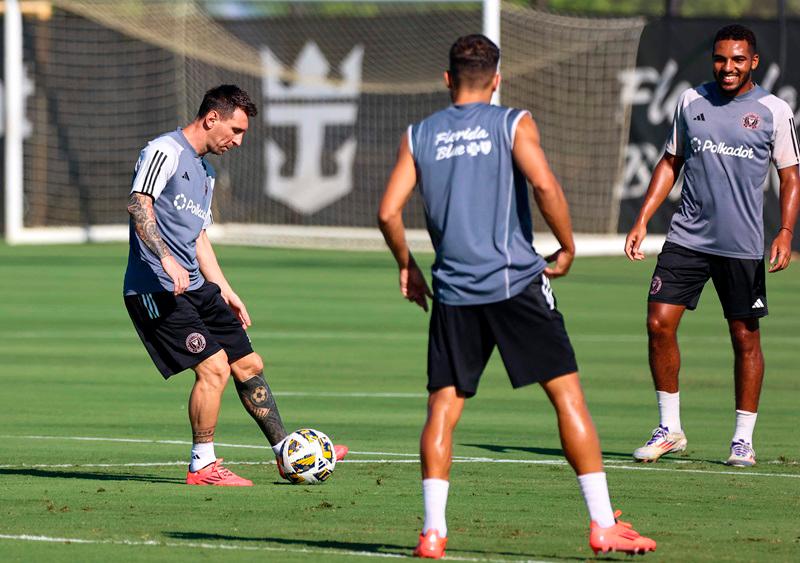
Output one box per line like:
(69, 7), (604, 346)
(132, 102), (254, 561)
(193, 427), (215, 444)
(235, 374), (287, 446)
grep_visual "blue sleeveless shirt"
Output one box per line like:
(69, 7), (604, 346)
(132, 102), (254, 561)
(409, 103), (547, 305)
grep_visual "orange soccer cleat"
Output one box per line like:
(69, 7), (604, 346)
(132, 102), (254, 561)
(334, 444), (349, 462)
(186, 458), (253, 486)
(590, 511), (656, 556)
(413, 529), (448, 559)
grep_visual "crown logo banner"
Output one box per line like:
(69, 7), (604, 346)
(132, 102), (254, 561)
(261, 42), (364, 214)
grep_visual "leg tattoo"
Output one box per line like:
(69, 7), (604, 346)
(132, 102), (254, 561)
(235, 374), (287, 446)
(193, 427), (215, 444)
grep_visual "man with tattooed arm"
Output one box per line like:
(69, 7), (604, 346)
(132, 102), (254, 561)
(123, 85), (347, 485)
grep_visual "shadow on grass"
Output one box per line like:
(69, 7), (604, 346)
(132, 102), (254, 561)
(0, 467), (184, 484)
(462, 443), (724, 464)
(164, 531), (588, 561)
(462, 443), (632, 459)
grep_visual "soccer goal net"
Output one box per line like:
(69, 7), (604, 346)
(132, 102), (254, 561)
(3, 0), (645, 252)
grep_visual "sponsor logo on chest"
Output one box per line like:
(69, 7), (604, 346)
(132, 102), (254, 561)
(173, 193), (209, 220)
(690, 137), (755, 159)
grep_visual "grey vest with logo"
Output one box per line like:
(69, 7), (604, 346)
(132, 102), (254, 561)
(665, 83), (800, 259)
(409, 102), (547, 305)
(124, 129), (215, 296)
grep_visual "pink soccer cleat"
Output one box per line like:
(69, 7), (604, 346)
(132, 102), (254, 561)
(334, 444), (349, 461)
(413, 529), (448, 559)
(590, 511), (656, 555)
(186, 458), (253, 486)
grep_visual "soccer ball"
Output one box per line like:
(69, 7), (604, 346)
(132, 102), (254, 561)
(279, 428), (336, 484)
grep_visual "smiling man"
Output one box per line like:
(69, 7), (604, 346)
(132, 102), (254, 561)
(625, 25), (800, 466)
(123, 85), (347, 485)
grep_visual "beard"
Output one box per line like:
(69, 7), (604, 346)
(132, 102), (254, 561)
(715, 68), (752, 96)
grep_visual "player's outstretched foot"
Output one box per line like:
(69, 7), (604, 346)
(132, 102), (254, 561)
(186, 458), (253, 486)
(726, 439), (756, 467)
(334, 444), (349, 462)
(633, 425), (687, 462)
(590, 511), (656, 556)
(413, 529), (447, 559)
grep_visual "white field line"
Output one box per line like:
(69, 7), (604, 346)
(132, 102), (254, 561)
(278, 391), (427, 398)
(0, 434), (664, 463)
(2, 459), (798, 479)
(0, 534), (552, 563)
(1, 434), (798, 477)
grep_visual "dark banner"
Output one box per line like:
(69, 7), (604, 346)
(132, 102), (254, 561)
(617, 18), (800, 249)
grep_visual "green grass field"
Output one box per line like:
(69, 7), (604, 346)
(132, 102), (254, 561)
(0, 243), (798, 562)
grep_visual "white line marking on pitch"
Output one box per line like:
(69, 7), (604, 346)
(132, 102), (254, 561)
(1, 458), (798, 479)
(277, 391), (427, 398)
(0, 534), (552, 562)
(0, 435), (665, 462)
(1, 435), (797, 478)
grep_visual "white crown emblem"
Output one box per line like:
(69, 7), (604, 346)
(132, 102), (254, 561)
(261, 41), (363, 100)
(260, 41), (364, 214)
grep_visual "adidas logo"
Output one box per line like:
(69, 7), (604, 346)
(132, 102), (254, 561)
(182, 171), (190, 181)
(693, 113), (706, 121)
(752, 298), (765, 309)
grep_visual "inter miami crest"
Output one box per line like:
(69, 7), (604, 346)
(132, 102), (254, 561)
(185, 332), (207, 353)
(742, 113), (760, 130)
(649, 276), (663, 295)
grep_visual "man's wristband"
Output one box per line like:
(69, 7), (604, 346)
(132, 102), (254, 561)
(779, 226), (793, 236)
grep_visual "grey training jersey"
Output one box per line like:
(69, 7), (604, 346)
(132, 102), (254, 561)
(665, 82), (800, 259)
(124, 129), (215, 296)
(409, 102), (547, 305)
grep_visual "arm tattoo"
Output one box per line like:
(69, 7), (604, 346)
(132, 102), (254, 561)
(127, 193), (171, 259)
(234, 374), (288, 446)
(192, 427), (215, 444)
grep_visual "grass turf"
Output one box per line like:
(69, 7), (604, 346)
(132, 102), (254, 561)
(0, 243), (798, 562)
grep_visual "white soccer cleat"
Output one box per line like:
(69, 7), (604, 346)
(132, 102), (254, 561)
(726, 439), (756, 467)
(633, 425), (687, 462)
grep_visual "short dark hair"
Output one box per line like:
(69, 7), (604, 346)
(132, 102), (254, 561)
(449, 34), (500, 89)
(196, 84), (257, 119)
(713, 24), (757, 52)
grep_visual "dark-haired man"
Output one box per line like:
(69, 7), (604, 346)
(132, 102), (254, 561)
(625, 25), (800, 466)
(379, 35), (656, 558)
(124, 85), (347, 485)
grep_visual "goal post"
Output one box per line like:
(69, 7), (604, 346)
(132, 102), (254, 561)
(3, 0), (653, 256)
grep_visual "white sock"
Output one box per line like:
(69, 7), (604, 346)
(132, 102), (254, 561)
(656, 390), (681, 433)
(732, 410), (757, 445)
(422, 478), (449, 537)
(189, 442), (216, 472)
(577, 472), (616, 528)
(272, 437), (288, 457)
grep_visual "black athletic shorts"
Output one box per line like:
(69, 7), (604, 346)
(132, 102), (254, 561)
(427, 274), (578, 398)
(124, 282), (254, 378)
(648, 241), (767, 319)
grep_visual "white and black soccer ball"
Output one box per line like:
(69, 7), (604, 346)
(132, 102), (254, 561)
(279, 428), (336, 484)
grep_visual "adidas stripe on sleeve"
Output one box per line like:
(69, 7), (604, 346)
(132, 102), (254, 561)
(770, 103), (800, 169)
(665, 91), (688, 157)
(664, 88), (703, 157)
(130, 141), (179, 199)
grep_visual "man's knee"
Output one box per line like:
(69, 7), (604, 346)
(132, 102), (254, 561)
(195, 351), (231, 389)
(729, 320), (761, 355)
(541, 372), (587, 411)
(647, 313), (677, 338)
(232, 352), (264, 380)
